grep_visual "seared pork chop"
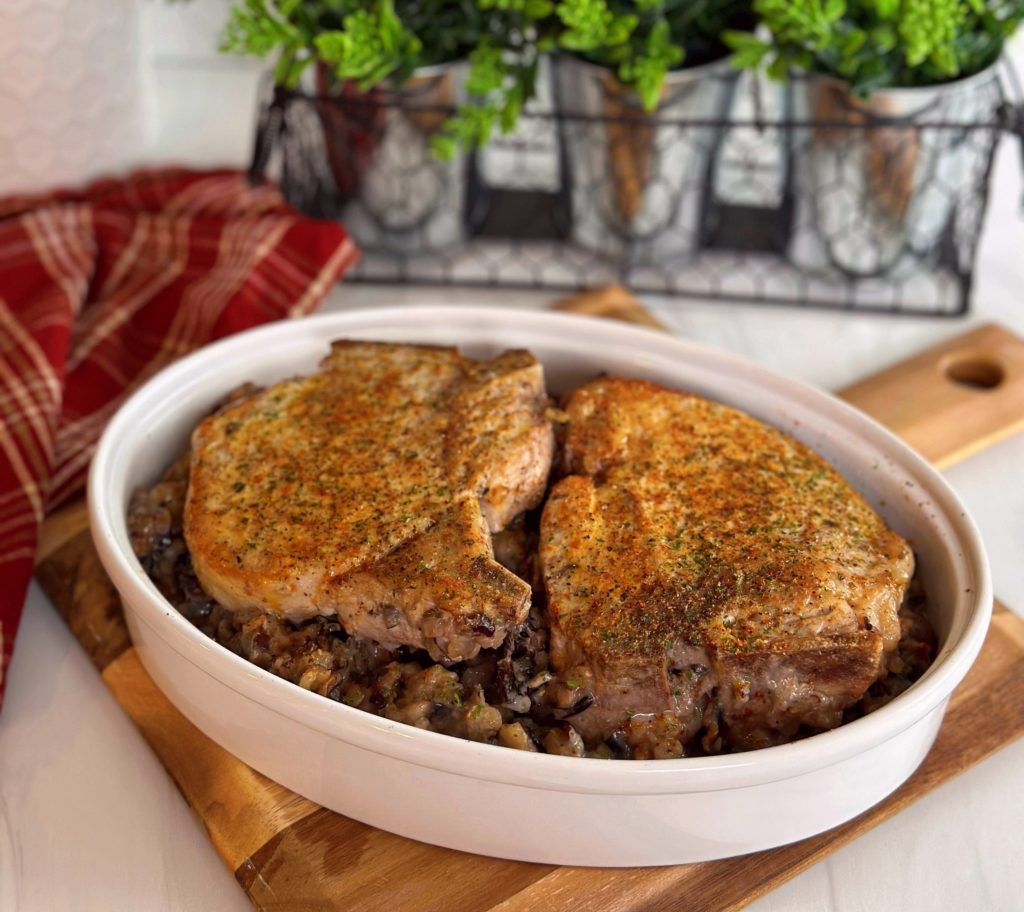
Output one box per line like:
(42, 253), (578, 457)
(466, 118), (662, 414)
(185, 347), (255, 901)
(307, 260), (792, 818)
(540, 378), (913, 749)
(185, 341), (555, 662)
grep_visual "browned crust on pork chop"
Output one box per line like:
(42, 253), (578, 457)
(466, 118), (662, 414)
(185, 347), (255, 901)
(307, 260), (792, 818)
(185, 341), (555, 661)
(540, 377), (913, 748)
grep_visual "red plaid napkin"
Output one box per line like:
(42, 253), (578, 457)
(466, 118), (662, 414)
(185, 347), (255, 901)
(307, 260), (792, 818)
(0, 169), (359, 707)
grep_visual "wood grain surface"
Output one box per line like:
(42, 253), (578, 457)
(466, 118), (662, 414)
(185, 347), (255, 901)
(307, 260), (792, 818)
(32, 290), (1024, 911)
(839, 322), (1024, 468)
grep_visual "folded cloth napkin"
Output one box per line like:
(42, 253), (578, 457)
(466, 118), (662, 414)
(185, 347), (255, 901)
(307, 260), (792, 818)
(0, 168), (359, 707)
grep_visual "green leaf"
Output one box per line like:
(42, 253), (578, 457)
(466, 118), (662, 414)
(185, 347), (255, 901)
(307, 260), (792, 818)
(823, 0), (846, 24)
(766, 53), (790, 81)
(606, 12), (639, 46)
(724, 30), (771, 69)
(870, 24), (897, 52)
(524, 0), (555, 16)
(875, 0), (900, 20)
(839, 26), (867, 58)
(500, 86), (524, 132)
(430, 132), (458, 160)
(467, 43), (507, 95)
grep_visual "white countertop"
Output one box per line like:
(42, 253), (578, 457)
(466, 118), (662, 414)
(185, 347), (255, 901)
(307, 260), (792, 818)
(3, 7), (1024, 906)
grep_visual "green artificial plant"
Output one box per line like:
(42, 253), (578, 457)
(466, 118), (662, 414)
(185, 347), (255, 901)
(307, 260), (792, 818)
(553, 0), (754, 110)
(726, 0), (1024, 94)
(220, 0), (553, 156)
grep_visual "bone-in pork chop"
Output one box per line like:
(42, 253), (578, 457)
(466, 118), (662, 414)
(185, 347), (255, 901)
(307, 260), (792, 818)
(540, 377), (913, 749)
(185, 341), (554, 662)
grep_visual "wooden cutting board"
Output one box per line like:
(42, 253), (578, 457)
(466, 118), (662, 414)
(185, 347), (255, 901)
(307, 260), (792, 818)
(34, 288), (1024, 912)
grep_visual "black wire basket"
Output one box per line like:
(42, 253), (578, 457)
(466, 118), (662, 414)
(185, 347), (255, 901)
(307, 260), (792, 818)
(249, 58), (1024, 316)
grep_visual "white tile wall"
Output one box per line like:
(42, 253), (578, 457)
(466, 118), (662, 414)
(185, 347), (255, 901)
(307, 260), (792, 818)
(0, 0), (264, 197)
(0, 0), (148, 196)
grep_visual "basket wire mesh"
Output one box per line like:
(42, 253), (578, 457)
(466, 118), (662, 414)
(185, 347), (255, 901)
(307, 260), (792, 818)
(249, 57), (1024, 316)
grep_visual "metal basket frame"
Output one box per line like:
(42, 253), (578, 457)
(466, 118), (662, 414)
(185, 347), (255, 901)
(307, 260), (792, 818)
(249, 57), (1024, 317)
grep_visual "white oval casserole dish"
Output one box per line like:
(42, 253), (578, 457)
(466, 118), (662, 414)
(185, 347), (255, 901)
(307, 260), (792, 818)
(89, 307), (992, 866)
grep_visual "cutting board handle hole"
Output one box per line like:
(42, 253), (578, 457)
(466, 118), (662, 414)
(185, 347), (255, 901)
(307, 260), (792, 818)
(943, 355), (1005, 390)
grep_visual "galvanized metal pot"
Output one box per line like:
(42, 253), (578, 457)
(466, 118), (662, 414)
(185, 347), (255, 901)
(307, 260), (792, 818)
(787, 64), (1004, 279)
(338, 61), (472, 254)
(554, 55), (737, 266)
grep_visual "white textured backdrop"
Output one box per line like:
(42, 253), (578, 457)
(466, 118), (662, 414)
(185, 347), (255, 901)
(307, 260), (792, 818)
(0, 0), (146, 196)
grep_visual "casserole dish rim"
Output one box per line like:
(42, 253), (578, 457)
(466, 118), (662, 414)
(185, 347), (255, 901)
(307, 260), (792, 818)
(88, 306), (992, 797)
